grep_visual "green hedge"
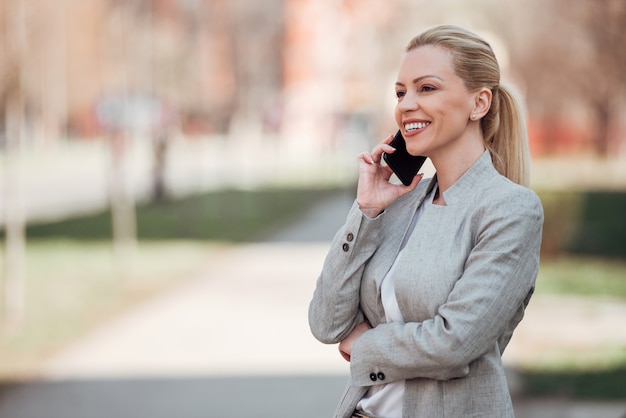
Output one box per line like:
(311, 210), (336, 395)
(3, 188), (625, 259)
(538, 190), (626, 260)
(520, 367), (626, 399)
(4, 187), (350, 243)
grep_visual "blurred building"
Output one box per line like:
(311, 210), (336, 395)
(2, 0), (398, 151)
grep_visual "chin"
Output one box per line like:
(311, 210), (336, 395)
(406, 146), (424, 157)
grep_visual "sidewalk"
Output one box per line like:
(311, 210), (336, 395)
(0, 190), (625, 417)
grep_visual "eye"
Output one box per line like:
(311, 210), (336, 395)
(420, 84), (436, 93)
(395, 90), (406, 99)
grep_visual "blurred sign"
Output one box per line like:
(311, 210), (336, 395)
(95, 93), (176, 134)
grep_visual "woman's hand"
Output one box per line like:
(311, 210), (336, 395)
(356, 134), (422, 218)
(339, 321), (373, 362)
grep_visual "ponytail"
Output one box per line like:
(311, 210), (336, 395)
(482, 83), (531, 187)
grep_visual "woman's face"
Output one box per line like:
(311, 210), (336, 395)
(394, 45), (478, 158)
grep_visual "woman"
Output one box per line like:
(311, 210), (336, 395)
(308, 25), (544, 418)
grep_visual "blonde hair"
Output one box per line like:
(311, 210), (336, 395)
(407, 25), (530, 187)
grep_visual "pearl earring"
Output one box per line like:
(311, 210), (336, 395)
(471, 114), (477, 120)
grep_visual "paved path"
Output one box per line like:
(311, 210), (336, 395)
(1, 192), (626, 417)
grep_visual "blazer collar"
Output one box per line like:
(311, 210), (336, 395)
(438, 150), (499, 206)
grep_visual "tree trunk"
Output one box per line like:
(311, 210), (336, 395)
(152, 131), (168, 201)
(3, 96), (26, 328)
(109, 132), (137, 277)
(593, 99), (612, 157)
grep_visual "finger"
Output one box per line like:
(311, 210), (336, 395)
(381, 143), (396, 154)
(338, 344), (351, 362)
(381, 164), (394, 180)
(404, 172), (424, 190)
(371, 143), (396, 164)
(357, 151), (374, 164)
(382, 133), (395, 144)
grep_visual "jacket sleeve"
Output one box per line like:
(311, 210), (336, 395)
(349, 190), (544, 385)
(308, 200), (383, 344)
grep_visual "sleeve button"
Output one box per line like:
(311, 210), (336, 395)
(369, 373), (377, 382)
(377, 372), (385, 381)
(346, 232), (354, 242)
(342, 243), (350, 252)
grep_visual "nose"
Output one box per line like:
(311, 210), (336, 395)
(397, 92), (419, 113)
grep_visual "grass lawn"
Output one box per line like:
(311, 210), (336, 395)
(536, 257), (626, 300)
(520, 256), (626, 399)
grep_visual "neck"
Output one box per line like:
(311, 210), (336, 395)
(430, 139), (485, 197)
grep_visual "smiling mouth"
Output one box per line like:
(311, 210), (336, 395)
(404, 121), (430, 132)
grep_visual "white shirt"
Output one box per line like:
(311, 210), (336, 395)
(357, 187), (436, 418)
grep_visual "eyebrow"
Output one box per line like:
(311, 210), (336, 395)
(395, 75), (443, 87)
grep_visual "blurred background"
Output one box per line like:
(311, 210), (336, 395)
(1, 0), (625, 417)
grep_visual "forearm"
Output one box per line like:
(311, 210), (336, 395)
(349, 321), (471, 385)
(308, 201), (383, 343)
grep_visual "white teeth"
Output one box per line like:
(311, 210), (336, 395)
(404, 122), (430, 131)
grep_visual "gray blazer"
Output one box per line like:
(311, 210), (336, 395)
(309, 151), (544, 418)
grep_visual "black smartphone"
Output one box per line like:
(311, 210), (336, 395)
(382, 130), (427, 186)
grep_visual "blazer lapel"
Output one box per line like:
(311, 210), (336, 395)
(372, 176), (438, 292)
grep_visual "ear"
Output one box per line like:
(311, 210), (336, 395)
(471, 88), (492, 119)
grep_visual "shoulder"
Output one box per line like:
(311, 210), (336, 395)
(480, 174), (544, 223)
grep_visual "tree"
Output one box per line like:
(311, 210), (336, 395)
(576, 0), (626, 156)
(504, 0), (626, 156)
(1, 0), (28, 327)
